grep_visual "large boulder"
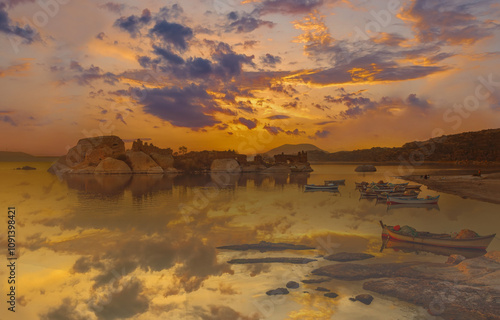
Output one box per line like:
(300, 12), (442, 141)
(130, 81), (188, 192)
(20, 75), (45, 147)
(49, 136), (125, 174)
(150, 152), (174, 170)
(95, 157), (132, 174)
(211, 159), (241, 173)
(126, 151), (164, 174)
(355, 165), (377, 172)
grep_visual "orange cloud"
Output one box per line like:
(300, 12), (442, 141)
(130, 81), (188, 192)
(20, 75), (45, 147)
(0, 62), (31, 77)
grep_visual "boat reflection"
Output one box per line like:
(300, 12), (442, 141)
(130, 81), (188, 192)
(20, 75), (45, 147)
(386, 203), (440, 211)
(381, 239), (486, 259)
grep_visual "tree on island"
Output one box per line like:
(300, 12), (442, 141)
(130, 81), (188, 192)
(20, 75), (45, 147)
(179, 146), (187, 155)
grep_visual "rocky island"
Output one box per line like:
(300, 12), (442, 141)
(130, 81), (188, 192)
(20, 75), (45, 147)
(48, 135), (313, 175)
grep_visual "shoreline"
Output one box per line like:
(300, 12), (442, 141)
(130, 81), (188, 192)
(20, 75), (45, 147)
(402, 171), (500, 205)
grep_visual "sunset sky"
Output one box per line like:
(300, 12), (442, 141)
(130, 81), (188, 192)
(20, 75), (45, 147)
(1, 0), (500, 155)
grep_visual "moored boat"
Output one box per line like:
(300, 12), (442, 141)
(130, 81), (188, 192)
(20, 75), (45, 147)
(379, 221), (495, 250)
(305, 184), (339, 190)
(387, 195), (439, 204)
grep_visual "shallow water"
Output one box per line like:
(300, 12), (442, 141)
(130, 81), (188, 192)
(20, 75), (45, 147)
(0, 162), (498, 320)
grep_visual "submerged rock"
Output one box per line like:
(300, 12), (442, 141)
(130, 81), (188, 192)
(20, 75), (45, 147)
(217, 241), (315, 252)
(355, 165), (377, 172)
(315, 287), (330, 292)
(324, 292), (339, 299)
(354, 294), (374, 305)
(228, 257), (317, 264)
(301, 278), (330, 284)
(286, 281), (300, 289)
(324, 252), (375, 262)
(16, 165), (36, 170)
(266, 288), (289, 296)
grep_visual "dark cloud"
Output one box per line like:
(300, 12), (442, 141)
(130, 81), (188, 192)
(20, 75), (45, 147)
(0, 4), (37, 43)
(314, 130), (330, 138)
(114, 9), (152, 37)
(281, 101), (298, 109)
(270, 83), (297, 96)
(157, 4), (184, 20)
(96, 32), (106, 40)
(326, 88), (433, 119)
(153, 45), (185, 65)
(235, 40), (259, 50)
(263, 124), (283, 135)
(39, 298), (87, 320)
(315, 120), (336, 125)
(72, 64), (119, 86)
(236, 101), (256, 114)
(226, 13), (274, 33)
(149, 20), (193, 51)
(286, 128), (305, 135)
(210, 42), (256, 77)
(237, 117), (257, 129)
(260, 54), (282, 68)
(136, 55), (161, 69)
(137, 84), (220, 129)
(312, 103), (330, 111)
(401, 0), (497, 45)
(256, 0), (327, 15)
(116, 113), (127, 125)
(406, 93), (431, 109)
(94, 279), (149, 320)
(1, 115), (17, 126)
(266, 115), (290, 120)
(99, 2), (126, 14)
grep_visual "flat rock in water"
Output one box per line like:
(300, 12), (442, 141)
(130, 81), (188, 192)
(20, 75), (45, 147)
(17, 165), (36, 170)
(286, 281), (300, 289)
(217, 241), (315, 252)
(324, 292), (339, 299)
(228, 257), (317, 264)
(354, 294), (374, 305)
(266, 288), (289, 296)
(301, 278), (330, 284)
(315, 287), (330, 292)
(324, 252), (375, 262)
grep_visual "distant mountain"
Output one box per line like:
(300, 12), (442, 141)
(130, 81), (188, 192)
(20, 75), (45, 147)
(264, 144), (325, 157)
(308, 128), (500, 163)
(0, 151), (59, 162)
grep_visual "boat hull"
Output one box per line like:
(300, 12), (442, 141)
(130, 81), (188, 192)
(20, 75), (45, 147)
(387, 195), (439, 204)
(381, 223), (495, 250)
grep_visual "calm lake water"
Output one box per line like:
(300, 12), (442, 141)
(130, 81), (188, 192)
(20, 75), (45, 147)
(1, 162), (499, 320)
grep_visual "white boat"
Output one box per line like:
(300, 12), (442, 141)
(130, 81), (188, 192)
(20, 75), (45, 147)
(387, 195), (440, 204)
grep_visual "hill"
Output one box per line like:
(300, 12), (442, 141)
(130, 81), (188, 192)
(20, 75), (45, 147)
(264, 144), (325, 157)
(308, 128), (500, 163)
(0, 151), (59, 162)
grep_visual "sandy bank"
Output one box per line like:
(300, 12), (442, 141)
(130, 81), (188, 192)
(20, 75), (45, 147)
(403, 172), (500, 205)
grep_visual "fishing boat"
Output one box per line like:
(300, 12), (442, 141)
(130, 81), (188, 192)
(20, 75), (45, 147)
(386, 203), (440, 211)
(379, 221), (495, 250)
(387, 195), (439, 204)
(324, 179), (345, 185)
(305, 184), (339, 190)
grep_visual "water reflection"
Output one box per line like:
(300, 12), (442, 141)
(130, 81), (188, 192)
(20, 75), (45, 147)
(4, 163), (499, 320)
(63, 172), (311, 196)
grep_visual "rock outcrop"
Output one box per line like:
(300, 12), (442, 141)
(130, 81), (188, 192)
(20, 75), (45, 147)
(150, 152), (174, 170)
(95, 158), (132, 174)
(210, 159), (241, 173)
(312, 252), (500, 320)
(355, 165), (377, 172)
(126, 151), (164, 174)
(324, 252), (375, 262)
